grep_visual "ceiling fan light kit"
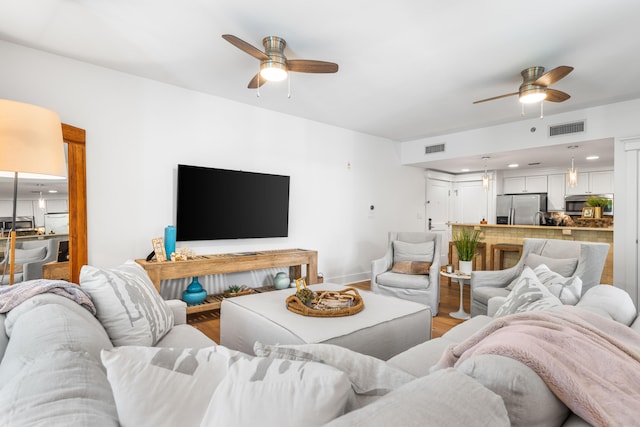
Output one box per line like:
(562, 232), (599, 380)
(259, 36), (288, 82)
(519, 85), (547, 104)
(260, 61), (288, 81)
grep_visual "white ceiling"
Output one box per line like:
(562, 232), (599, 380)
(0, 0), (636, 178)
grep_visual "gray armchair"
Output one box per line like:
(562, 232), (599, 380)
(371, 232), (441, 316)
(1, 239), (59, 284)
(470, 238), (610, 316)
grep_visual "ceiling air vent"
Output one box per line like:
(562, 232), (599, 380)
(549, 120), (585, 137)
(425, 143), (445, 155)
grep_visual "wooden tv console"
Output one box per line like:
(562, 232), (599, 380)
(135, 248), (318, 314)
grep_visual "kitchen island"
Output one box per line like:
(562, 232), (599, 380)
(450, 223), (613, 284)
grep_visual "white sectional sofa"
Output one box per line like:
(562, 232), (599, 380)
(1, 261), (639, 426)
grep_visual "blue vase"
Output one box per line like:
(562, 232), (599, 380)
(182, 277), (207, 306)
(164, 226), (176, 259)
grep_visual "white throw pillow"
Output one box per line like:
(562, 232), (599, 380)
(495, 267), (562, 317)
(200, 357), (352, 427)
(525, 253), (578, 277)
(80, 260), (174, 346)
(324, 368), (510, 427)
(253, 342), (415, 410)
(13, 247), (47, 263)
(101, 345), (249, 427)
(532, 264), (583, 305)
(392, 240), (435, 263)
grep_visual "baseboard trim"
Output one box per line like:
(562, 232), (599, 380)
(323, 271), (370, 286)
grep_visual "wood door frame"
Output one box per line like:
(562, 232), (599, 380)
(62, 123), (87, 283)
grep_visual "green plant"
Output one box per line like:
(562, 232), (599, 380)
(453, 229), (481, 262)
(226, 285), (241, 294)
(585, 196), (611, 208)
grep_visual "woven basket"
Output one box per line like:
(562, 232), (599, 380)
(286, 287), (364, 317)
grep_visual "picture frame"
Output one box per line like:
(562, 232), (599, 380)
(152, 237), (167, 261)
(582, 207), (594, 218)
(294, 278), (307, 291)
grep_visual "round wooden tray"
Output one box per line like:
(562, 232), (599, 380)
(285, 287), (364, 317)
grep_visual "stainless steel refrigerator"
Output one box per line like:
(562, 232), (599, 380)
(496, 194), (547, 225)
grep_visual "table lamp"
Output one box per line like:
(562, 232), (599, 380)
(0, 99), (66, 285)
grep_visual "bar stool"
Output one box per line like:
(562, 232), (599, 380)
(490, 243), (523, 270)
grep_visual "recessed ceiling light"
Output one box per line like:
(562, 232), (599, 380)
(508, 163), (519, 168)
(586, 155), (599, 160)
(48, 190), (58, 193)
(461, 168), (470, 172)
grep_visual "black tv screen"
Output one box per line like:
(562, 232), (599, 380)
(176, 164), (290, 241)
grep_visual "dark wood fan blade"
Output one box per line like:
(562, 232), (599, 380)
(247, 73), (267, 89)
(473, 92), (519, 104)
(534, 66), (573, 87)
(288, 60), (338, 73)
(222, 34), (269, 61)
(545, 89), (571, 102)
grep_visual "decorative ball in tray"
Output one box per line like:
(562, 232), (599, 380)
(286, 286), (364, 317)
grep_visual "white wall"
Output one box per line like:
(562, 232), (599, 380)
(400, 100), (640, 166)
(0, 40), (425, 284)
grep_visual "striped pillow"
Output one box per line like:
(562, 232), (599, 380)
(80, 260), (174, 346)
(495, 267), (562, 317)
(532, 264), (583, 305)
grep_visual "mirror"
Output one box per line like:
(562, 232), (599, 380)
(62, 123), (87, 283)
(0, 123), (86, 283)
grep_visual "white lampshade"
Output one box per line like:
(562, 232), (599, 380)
(0, 99), (67, 179)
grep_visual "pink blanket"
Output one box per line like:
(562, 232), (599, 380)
(434, 306), (640, 427)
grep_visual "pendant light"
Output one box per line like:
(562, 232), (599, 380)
(567, 157), (578, 188)
(38, 191), (45, 209)
(481, 156), (491, 190)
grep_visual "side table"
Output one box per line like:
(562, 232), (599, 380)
(440, 270), (471, 320)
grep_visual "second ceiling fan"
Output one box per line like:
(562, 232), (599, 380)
(473, 65), (574, 105)
(222, 34), (339, 89)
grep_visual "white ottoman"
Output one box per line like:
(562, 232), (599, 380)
(220, 283), (431, 360)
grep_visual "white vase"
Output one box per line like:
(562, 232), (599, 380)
(459, 260), (473, 275)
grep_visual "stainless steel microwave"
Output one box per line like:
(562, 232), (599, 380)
(564, 194), (613, 216)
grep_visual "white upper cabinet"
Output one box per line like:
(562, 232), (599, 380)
(589, 171), (614, 194)
(503, 175), (548, 193)
(565, 170), (614, 195)
(547, 174), (566, 211)
(45, 199), (69, 214)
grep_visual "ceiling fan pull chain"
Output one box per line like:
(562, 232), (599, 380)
(540, 101), (544, 119)
(287, 73), (292, 99)
(521, 103), (525, 117)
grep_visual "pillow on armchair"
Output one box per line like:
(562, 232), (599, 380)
(506, 254), (578, 291)
(532, 264), (582, 305)
(524, 253), (578, 277)
(495, 267), (562, 317)
(391, 241), (434, 274)
(13, 247), (47, 264)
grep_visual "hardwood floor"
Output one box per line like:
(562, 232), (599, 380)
(187, 277), (471, 343)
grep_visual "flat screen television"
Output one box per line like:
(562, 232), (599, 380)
(176, 164), (290, 241)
